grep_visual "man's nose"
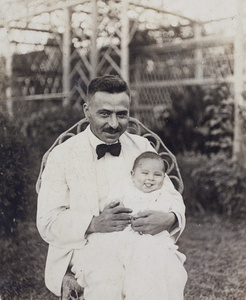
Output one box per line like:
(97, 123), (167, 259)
(108, 114), (119, 129)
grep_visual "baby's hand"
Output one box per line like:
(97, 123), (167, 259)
(131, 211), (142, 219)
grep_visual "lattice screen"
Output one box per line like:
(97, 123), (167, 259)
(11, 31), (63, 98)
(69, 0), (128, 105)
(129, 41), (235, 128)
(1, 0), (242, 128)
(203, 44), (234, 78)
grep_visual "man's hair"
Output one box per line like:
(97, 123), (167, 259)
(87, 75), (131, 101)
(132, 151), (166, 172)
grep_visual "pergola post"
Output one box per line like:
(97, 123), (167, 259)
(62, 7), (71, 106)
(194, 23), (203, 80)
(90, 0), (98, 80)
(233, 0), (245, 165)
(5, 26), (13, 117)
(120, 0), (129, 83)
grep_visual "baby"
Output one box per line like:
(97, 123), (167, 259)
(71, 151), (186, 299)
(111, 151), (177, 220)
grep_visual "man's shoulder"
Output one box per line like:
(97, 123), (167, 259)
(50, 129), (88, 155)
(121, 131), (155, 153)
(122, 131), (149, 145)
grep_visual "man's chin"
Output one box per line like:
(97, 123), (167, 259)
(102, 133), (121, 143)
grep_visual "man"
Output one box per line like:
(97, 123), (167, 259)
(37, 75), (186, 299)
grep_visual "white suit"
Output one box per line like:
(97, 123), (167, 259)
(37, 125), (186, 297)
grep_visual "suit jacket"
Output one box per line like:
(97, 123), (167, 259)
(37, 126), (185, 296)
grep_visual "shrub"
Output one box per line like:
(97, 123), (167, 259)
(178, 152), (246, 218)
(177, 153), (203, 215)
(195, 84), (234, 156)
(150, 85), (206, 155)
(23, 104), (84, 161)
(0, 104), (85, 232)
(19, 104), (85, 220)
(0, 113), (29, 236)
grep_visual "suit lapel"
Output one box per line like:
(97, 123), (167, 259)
(120, 132), (143, 173)
(69, 130), (146, 216)
(69, 128), (99, 215)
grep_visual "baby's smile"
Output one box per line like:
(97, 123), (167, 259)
(144, 183), (153, 188)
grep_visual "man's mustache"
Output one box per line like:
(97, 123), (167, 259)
(103, 126), (122, 134)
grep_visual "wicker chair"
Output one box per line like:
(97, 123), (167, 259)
(36, 117), (183, 300)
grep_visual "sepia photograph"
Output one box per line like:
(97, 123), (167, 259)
(0, 0), (246, 299)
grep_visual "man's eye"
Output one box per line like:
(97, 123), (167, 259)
(117, 111), (128, 118)
(117, 113), (127, 118)
(100, 111), (109, 117)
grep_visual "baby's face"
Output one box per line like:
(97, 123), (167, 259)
(131, 158), (165, 193)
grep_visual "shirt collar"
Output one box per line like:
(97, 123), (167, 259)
(88, 125), (104, 150)
(87, 125), (121, 150)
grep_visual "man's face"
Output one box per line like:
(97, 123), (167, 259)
(131, 158), (165, 193)
(84, 91), (130, 144)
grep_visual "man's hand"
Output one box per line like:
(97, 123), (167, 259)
(131, 210), (176, 235)
(86, 201), (132, 234)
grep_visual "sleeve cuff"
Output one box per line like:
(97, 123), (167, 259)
(168, 210), (182, 237)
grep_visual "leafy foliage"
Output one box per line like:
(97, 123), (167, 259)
(151, 84), (235, 156)
(239, 103), (246, 133)
(195, 84), (234, 156)
(185, 153), (246, 217)
(0, 113), (29, 236)
(23, 104), (84, 160)
(0, 57), (9, 114)
(150, 86), (206, 154)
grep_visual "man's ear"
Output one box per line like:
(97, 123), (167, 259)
(83, 103), (90, 120)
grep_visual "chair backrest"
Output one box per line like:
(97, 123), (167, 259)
(36, 117), (183, 194)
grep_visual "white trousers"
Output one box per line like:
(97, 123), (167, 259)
(71, 230), (187, 300)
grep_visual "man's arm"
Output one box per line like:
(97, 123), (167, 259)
(131, 211), (177, 235)
(37, 147), (93, 249)
(86, 201), (132, 235)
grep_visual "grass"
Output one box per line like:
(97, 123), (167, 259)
(0, 212), (246, 300)
(181, 213), (246, 300)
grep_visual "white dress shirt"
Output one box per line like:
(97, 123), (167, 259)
(87, 126), (130, 211)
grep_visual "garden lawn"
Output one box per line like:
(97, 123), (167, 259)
(0, 213), (246, 300)
(181, 214), (246, 300)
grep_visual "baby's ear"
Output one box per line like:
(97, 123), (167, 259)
(131, 170), (134, 176)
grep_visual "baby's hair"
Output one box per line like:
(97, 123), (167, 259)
(132, 151), (165, 172)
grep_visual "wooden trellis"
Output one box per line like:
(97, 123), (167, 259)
(2, 0), (139, 109)
(1, 0), (200, 110)
(1, 0), (246, 164)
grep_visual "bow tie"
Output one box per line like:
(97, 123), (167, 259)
(96, 143), (121, 159)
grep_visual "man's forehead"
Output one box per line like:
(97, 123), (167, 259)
(90, 91), (130, 108)
(92, 90), (130, 99)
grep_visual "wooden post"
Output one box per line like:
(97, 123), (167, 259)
(233, 0), (245, 165)
(5, 26), (13, 117)
(194, 23), (203, 80)
(132, 56), (141, 120)
(90, 0), (98, 80)
(121, 0), (129, 83)
(62, 7), (71, 106)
